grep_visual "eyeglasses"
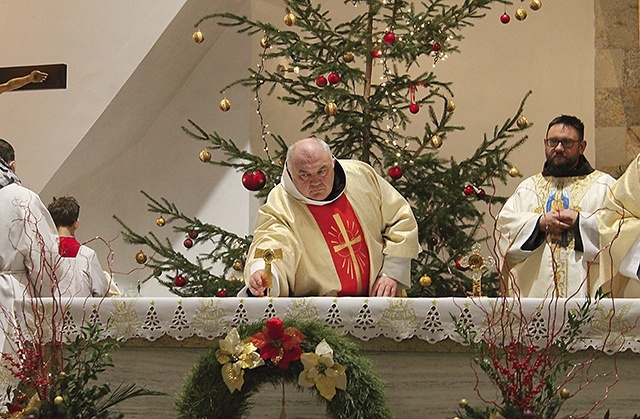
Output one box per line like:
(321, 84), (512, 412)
(544, 138), (581, 149)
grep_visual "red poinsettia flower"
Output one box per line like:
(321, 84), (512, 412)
(251, 317), (305, 369)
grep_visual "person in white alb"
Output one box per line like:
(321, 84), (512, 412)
(496, 115), (616, 298)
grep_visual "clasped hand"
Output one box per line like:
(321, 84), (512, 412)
(540, 209), (578, 235)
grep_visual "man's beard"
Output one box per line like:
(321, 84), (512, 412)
(545, 154), (580, 176)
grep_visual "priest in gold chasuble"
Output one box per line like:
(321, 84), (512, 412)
(598, 153), (640, 297)
(496, 115), (615, 298)
(242, 138), (420, 297)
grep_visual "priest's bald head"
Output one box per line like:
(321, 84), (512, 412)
(286, 137), (336, 201)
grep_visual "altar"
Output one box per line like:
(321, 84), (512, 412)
(17, 297), (640, 418)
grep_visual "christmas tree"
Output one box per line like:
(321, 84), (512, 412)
(116, 0), (537, 298)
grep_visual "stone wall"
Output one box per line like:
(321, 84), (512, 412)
(595, 0), (640, 176)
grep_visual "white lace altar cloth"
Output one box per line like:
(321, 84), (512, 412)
(13, 297), (640, 354)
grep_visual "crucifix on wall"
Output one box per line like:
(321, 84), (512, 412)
(0, 63), (66, 94)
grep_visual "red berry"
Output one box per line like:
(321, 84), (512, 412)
(315, 75), (328, 87)
(174, 275), (186, 287)
(216, 289), (228, 297)
(388, 166), (403, 180)
(383, 32), (396, 45)
(242, 170), (267, 191)
(409, 103), (420, 114)
(500, 13), (511, 24)
(327, 72), (340, 85)
(432, 42), (441, 52)
(463, 185), (475, 196)
(188, 230), (198, 239)
(183, 238), (193, 249)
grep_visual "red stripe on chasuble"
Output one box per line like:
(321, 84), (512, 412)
(306, 194), (370, 296)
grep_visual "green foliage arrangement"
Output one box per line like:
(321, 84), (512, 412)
(176, 319), (390, 419)
(3, 322), (163, 419)
(453, 293), (620, 419)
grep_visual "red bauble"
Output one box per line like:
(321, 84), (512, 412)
(315, 75), (328, 87)
(409, 103), (420, 114)
(455, 258), (470, 272)
(16, 395), (25, 404)
(432, 42), (441, 52)
(388, 166), (403, 180)
(370, 48), (382, 58)
(463, 185), (475, 196)
(188, 230), (198, 239)
(430, 237), (439, 246)
(216, 289), (228, 297)
(183, 238), (193, 249)
(476, 188), (486, 198)
(242, 170), (267, 191)
(500, 13), (511, 24)
(327, 72), (340, 85)
(174, 275), (186, 287)
(383, 32), (396, 45)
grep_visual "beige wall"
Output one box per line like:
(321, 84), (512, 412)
(2, 1), (599, 293)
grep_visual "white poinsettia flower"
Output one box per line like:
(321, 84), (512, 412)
(216, 328), (264, 392)
(298, 339), (347, 400)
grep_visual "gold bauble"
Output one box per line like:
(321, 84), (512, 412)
(459, 398), (469, 408)
(156, 216), (166, 227)
(260, 36), (270, 48)
(135, 250), (148, 265)
(219, 97), (231, 112)
(560, 388), (571, 399)
(508, 166), (520, 178)
(343, 52), (355, 63)
(529, 0), (542, 11)
(446, 100), (456, 112)
(199, 149), (212, 163)
(284, 13), (297, 26)
(419, 275), (432, 287)
(430, 134), (443, 149)
(54, 396), (63, 405)
(192, 28), (205, 44)
(515, 7), (527, 21)
(232, 260), (243, 271)
(324, 101), (338, 116)
(516, 115), (529, 129)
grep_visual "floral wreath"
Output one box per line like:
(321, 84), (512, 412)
(176, 318), (391, 419)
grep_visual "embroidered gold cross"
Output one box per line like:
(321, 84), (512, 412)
(331, 214), (363, 294)
(255, 248), (283, 296)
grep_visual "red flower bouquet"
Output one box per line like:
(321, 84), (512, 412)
(251, 317), (304, 369)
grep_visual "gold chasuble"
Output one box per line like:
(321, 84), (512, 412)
(599, 154), (640, 297)
(244, 160), (420, 297)
(306, 194), (370, 296)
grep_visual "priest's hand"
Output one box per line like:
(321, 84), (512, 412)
(248, 270), (267, 297)
(370, 275), (397, 297)
(540, 210), (578, 235)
